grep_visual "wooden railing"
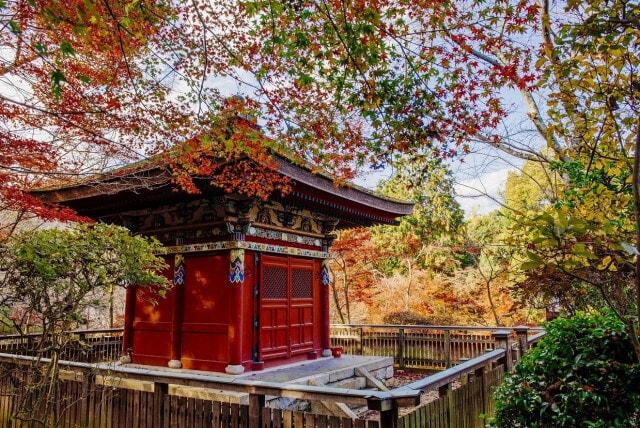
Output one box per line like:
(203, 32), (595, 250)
(0, 327), (545, 427)
(0, 352), (418, 427)
(330, 324), (541, 370)
(0, 326), (544, 428)
(0, 328), (123, 363)
(0, 324), (541, 370)
(395, 329), (546, 427)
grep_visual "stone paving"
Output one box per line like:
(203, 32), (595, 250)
(125, 355), (394, 408)
(236, 355), (392, 383)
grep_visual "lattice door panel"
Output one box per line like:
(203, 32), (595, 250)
(260, 258), (290, 360)
(263, 265), (288, 299)
(291, 268), (313, 299)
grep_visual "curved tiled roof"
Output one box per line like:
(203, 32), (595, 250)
(30, 154), (413, 215)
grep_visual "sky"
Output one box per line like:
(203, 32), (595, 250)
(453, 167), (512, 215)
(352, 155), (517, 217)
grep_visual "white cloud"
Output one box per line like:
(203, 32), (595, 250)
(454, 167), (513, 216)
(353, 161), (515, 217)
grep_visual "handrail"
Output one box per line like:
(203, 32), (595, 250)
(0, 328), (124, 340)
(0, 353), (421, 409)
(396, 348), (506, 393)
(331, 324), (544, 332)
(527, 331), (545, 345)
(394, 330), (547, 394)
(0, 328), (548, 421)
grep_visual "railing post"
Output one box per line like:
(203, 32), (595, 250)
(439, 383), (454, 426)
(444, 330), (451, 368)
(358, 327), (364, 355)
(514, 326), (529, 360)
(492, 329), (512, 371)
(153, 382), (168, 428)
(249, 393), (265, 428)
(474, 366), (486, 416)
(78, 332), (86, 362)
(438, 383), (450, 397)
(378, 400), (398, 428)
(398, 328), (405, 370)
(81, 368), (95, 426)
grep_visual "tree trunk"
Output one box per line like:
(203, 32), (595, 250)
(486, 279), (501, 326)
(330, 272), (346, 324)
(404, 259), (413, 312)
(341, 264), (351, 323)
(631, 114), (640, 361)
(109, 284), (115, 328)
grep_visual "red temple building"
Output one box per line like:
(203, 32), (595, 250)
(31, 155), (412, 374)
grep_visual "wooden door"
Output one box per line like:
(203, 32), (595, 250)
(260, 256), (290, 360)
(259, 255), (316, 361)
(289, 261), (315, 356)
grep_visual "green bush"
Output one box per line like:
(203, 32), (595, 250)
(491, 312), (640, 427)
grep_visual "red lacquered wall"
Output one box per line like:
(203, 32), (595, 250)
(179, 253), (231, 371)
(131, 258), (175, 366)
(127, 250), (326, 372)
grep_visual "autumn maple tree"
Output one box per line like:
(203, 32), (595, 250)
(1, 1), (170, 223)
(4, 0), (640, 354)
(0, 0), (288, 235)
(238, 0), (640, 356)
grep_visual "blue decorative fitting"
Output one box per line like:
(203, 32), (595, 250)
(321, 262), (331, 286)
(229, 249), (245, 284)
(173, 254), (185, 286)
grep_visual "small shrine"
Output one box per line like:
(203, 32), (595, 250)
(31, 154), (412, 374)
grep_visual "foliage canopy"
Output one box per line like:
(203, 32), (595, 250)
(0, 223), (169, 334)
(492, 312), (640, 427)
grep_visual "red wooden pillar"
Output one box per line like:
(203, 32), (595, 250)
(121, 285), (136, 363)
(168, 255), (185, 368)
(321, 260), (331, 357)
(226, 249), (245, 374)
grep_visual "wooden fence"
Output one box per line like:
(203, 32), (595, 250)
(0, 327), (544, 427)
(330, 324), (540, 370)
(0, 329), (122, 363)
(395, 330), (546, 428)
(0, 324), (538, 370)
(0, 352), (420, 428)
(398, 365), (504, 428)
(0, 366), (380, 428)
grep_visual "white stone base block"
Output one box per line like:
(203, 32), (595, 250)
(322, 349), (332, 357)
(168, 359), (182, 369)
(225, 364), (245, 375)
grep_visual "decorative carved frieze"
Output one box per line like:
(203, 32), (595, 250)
(160, 240), (329, 259)
(101, 196), (339, 248)
(247, 226), (322, 247)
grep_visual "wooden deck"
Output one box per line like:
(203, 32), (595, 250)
(129, 355), (391, 383)
(125, 355), (393, 407)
